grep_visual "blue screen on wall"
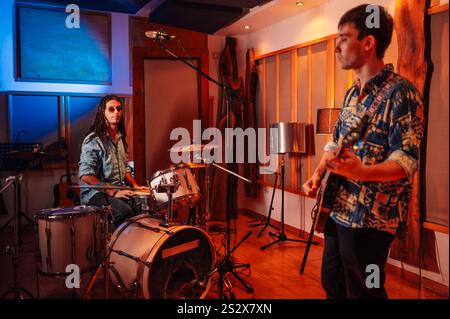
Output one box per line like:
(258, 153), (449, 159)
(16, 4), (112, 84)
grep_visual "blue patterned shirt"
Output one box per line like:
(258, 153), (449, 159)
(78, 132), (131, 204)
(324, 64), (424, 235)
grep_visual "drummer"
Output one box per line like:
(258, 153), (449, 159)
(78, 94), (147, 228)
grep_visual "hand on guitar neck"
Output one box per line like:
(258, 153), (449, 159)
(53, 138), (80, 208)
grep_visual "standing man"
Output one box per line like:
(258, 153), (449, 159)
(303, 4), (424, 298)
(79, 95), (146, 228)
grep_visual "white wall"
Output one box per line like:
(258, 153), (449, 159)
(238, 0), (449, 289)
(0, 0), (132, 95)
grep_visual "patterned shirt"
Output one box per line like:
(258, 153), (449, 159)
(324, 64), (424, 235)
(78, 132), (131, 204)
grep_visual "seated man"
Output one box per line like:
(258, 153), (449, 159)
(78, 94), (146, 228)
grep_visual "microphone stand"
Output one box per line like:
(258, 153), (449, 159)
(156, 39), (253, 297)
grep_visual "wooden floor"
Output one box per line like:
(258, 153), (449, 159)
(0, 212), (446, 299)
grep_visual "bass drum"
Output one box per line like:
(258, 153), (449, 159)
(109, 215), (215, 299)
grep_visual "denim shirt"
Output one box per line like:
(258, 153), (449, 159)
(78, 132), (131, 204)
(323, 64), (424, 235)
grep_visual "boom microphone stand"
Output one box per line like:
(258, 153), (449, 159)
(154, 36), (253, 297)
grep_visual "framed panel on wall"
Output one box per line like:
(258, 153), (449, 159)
(15, 4), (112, 84)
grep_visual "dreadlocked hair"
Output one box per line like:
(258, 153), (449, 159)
(84, 94), (128, 152)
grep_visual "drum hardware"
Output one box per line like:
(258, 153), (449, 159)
(156, 40), (253, 298)
(0, 149), (41, 299)
(154, 181), (180, 228)
(83, 201), (112, 299)
(109, 248), (153, 268)
(191, 157), (254, 298)
(168, 143), (218, 154)
(131, 219), (173, 235)
(191, 230), (253, 299)
(150, 164), (201, 215)
(69, 184), (140, 299)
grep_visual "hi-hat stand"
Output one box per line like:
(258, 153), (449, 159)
(154, 36), (253, 298)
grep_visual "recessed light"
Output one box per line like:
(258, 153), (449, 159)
(244, 25), (251, 29)
(296, 1), (304, 6)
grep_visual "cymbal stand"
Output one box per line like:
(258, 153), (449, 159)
(192, 230), (253, 299)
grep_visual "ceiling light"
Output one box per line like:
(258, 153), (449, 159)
(296, 1), (304, 6)
(244, 25), (251, 29)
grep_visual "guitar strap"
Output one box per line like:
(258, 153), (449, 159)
(364, 75), (402, 128)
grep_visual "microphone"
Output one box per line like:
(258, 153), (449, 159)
(145, 30), (176, 41)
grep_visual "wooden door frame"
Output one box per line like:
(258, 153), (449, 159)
(132, 46), (210, 184)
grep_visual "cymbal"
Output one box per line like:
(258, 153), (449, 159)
(168, 144), (218, 153)
(185, 162), (208, 169)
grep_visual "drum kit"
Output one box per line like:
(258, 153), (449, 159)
(0, 143), (253, 299)
(32, 144), (232, 299)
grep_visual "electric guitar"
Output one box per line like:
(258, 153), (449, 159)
(53, 138), (80, 208)
(312, 112), (369, 233)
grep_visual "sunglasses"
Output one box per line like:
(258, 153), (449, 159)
(107, 106), (123, 113)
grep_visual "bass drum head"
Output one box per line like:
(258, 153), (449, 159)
(147, 227), (214, 299)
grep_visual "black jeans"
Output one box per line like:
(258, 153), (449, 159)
(321, 218), (395, 299)
(87, 192), (137, 228)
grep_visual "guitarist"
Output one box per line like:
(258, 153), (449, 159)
(78, 95), (147, 228)
(303, 5), (424, 299)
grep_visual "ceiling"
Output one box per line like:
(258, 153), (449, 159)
(215, 0), (330, 36)
(16, 0), (330, 36)
(138, 0), (330, 35)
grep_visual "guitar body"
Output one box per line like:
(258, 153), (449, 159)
(52, 138), (80, 208)
(312, 112), (370, 234)
(53, 177), (80, 208)
(313, 173), (341, 233)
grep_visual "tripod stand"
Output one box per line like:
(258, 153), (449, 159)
(0, 173), (34, 299)
(191, 230), (253, 299)
(83, 195), (113, 299)
(0, 177), (36, 236)
(260, 157), (313, 251)
(248, 170), (279, 238)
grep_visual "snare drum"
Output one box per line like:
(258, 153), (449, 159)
(131, 190), (155, 214)
(35, 206), (101, 275)
(150, 164), (201, 213)
(109, 214), (215, 299)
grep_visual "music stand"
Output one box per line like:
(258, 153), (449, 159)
(260, 122), (316, 251)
